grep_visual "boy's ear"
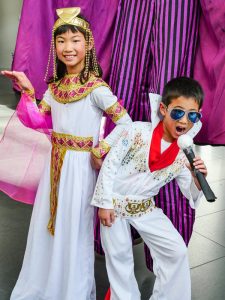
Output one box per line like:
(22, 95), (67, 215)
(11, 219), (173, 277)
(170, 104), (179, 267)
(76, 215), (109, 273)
(159, 102), (166, 117)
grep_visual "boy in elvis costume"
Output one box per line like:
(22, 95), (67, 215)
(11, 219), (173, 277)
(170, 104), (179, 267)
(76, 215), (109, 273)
(91, 77), (207, 300)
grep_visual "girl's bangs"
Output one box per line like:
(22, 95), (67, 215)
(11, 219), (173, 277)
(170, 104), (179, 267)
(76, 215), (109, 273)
(54, 24), (85, 37)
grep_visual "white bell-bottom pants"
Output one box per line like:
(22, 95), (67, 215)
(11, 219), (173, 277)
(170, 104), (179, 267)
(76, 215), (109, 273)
(100, 207), (191, 300)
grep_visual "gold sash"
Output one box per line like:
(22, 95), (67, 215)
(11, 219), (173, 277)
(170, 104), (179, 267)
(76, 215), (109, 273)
(48, 131), (93, 235)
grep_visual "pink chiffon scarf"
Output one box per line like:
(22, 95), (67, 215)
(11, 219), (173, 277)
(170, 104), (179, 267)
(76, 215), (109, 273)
(0, 93), (52, 204)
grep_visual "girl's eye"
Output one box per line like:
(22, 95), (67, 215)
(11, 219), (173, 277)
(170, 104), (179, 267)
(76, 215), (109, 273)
(57, 40), (64, 44)
(73, 40), (80, 43)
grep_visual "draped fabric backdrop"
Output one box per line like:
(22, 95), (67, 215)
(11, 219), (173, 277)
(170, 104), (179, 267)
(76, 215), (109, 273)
(194, 0), (225, 145)
(12, 0), (119, 99)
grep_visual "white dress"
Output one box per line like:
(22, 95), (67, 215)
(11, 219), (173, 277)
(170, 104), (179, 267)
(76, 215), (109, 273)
(10, 84), (131, 300)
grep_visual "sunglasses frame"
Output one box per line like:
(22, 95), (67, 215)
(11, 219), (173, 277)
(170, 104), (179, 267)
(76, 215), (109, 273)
(164, 106), (202, 124)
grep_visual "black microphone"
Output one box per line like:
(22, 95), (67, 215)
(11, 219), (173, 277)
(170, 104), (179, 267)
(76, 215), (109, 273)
(177, 135), (216, 202)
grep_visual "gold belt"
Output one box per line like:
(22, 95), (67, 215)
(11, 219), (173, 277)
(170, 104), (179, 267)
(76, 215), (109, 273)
(113, 197), (155, 218)
(48, 131), (93, 235)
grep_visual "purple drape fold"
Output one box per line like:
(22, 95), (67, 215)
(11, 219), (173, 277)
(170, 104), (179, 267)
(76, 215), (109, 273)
(12, 0), (119, 99)
(194, 0), (225, 144)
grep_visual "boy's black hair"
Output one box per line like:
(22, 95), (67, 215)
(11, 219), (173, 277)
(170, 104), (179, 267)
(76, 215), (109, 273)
(48, 15), (102, 84)
(161, 77), (204, 109)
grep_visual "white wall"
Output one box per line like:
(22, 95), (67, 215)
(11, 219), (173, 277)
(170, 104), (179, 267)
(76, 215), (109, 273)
(0, 0), (23, 69)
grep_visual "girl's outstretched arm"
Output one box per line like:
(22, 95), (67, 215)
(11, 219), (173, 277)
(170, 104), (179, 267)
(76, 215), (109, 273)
(2, 70), (52, 131)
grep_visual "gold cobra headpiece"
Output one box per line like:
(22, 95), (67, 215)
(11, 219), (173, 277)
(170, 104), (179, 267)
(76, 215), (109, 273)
(53, 7), (90, 31)
(45, 7), (100, 82)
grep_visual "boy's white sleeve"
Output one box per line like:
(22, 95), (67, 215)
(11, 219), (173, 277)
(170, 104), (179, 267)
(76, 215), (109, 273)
(91, 125), (133, 209)
(91, 86), (132, 158)
(175, 166), (203, 209)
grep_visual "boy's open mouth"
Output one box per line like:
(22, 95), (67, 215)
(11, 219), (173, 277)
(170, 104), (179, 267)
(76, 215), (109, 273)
(176, 126), (186, 134)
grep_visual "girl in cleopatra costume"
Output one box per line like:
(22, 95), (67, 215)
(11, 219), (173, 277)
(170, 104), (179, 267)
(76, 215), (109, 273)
(1, 7), (131, 300)
(92, 77), (207, 300)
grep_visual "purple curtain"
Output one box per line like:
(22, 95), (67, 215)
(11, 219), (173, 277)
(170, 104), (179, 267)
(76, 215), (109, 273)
(12, 0), (119, 99)
(194, 0), (225, 145)
(94, 0), (200, 272)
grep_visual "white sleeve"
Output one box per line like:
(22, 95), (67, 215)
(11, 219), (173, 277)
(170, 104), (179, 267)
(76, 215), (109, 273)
(91, 86), (132, 157)
(91, 125), (133, 209)
(175, 166), (203, 209)
(42, 89), (52, 106)
(91, 85), (120, 112)
(91, 86), (131, 124)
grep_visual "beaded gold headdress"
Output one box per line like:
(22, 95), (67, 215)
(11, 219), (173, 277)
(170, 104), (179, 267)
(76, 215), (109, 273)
(53, 7), (89, 31)
(45, 7), (100, 82)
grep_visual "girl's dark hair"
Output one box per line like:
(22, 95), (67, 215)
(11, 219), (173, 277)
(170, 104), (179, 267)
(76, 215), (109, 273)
(48, 15), (102, 84)
(162, 77), (204, 109)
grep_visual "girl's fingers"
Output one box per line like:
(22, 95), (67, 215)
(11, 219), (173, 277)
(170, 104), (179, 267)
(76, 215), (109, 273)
(2, 71), (23, 84)
(2, 70), (24, 80)
(1, 71), (16, 80)
(3, 71), (33, 91)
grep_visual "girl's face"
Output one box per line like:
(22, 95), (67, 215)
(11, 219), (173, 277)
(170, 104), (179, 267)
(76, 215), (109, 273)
(55, 29), (86, 74)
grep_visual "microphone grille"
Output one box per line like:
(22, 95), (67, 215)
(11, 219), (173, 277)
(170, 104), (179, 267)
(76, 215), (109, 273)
(177, 134), (193, 150)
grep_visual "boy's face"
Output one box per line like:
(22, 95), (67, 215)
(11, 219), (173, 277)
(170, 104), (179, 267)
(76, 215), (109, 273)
(159, 96), (200, 142)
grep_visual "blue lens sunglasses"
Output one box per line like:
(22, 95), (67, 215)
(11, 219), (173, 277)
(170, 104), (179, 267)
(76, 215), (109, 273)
(165, 106), (202, 123)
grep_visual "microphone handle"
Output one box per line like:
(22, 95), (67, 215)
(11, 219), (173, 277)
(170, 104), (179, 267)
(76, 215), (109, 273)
(194, 170), (216, 202)
(183, 148), (216, 202)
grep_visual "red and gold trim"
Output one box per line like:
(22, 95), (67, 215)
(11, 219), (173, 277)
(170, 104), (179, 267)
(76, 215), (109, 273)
(49, 74), (109, 104)
(92, 140), (111, 159)
(48, 131), (93, 235)
(22, 89), (36, 102)
(38, 99), (51, 115)
(105, 101), (127, 123)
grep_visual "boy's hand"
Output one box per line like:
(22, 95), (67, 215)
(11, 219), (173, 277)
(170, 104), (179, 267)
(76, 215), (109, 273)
(186, 156), (208, 190)
(90, 152), (103, 170)
(98, 208), (115, 227)
(1, 70), (34, 92)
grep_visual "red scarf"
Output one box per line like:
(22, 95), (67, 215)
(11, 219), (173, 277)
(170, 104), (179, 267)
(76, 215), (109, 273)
(149, 121), (179, 172)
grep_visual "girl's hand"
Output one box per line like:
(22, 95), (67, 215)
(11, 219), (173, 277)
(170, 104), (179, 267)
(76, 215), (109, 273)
(1, 70), (34, 92)
(90, 152), (103, 170)
(98, 208), (115, 227)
